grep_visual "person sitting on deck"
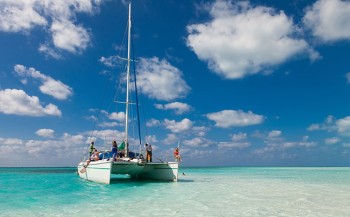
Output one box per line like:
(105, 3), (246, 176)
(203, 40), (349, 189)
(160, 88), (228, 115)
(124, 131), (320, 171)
(91, 149), (100, 161)
(174, 147), (181, 162)
(84, 148), (100, 168)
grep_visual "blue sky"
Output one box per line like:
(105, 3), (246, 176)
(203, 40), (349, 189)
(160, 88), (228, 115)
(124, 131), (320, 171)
(1, 0), (350, 167)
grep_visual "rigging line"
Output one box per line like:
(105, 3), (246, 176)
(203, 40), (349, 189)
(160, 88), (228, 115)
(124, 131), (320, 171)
(131, 17), (142, 147)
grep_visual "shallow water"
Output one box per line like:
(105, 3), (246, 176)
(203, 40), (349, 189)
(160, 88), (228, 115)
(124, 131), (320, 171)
(1, 167), (350, 216)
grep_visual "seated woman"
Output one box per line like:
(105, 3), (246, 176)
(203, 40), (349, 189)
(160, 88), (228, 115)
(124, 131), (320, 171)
(84, 149), (100, 168)
(173, 147), (181, 162)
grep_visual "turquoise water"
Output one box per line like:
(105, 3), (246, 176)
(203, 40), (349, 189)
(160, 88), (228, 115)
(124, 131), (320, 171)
(1, 167), (350, 216)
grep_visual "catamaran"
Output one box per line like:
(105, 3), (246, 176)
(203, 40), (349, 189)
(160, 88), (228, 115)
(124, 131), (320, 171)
(77, 3), (179, 184)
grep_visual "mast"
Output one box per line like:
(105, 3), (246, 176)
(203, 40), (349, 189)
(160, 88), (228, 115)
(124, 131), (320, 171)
(124, 2), (132, 157)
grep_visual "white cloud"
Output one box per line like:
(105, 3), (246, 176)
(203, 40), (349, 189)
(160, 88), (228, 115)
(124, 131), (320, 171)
(0, 0), (101, 55)
(86, 129), (125, 144)
(14, 64), (73, 100)
(304, 0), (350, 42)
(183, 137), (213, 147)
(163, 134), (179, 145)
(336, 116), (350, 137)
(154, 102), (192, 115)
(164, 118), (193, 133)
(187, 1), (314, 79)
(98, 122), (119, 128)
(137, 57), (190, 101)
(99, 56), (122, 68)
(308, 115), (350, 137)
(268, 130), (282, 138)
(325, 137), (340, 145)
(231, 132), (247, 141)
(218, 141), (250, 149)
(0, 89), (61, 117)
(192, 126), (209, 137)
(145, 135), (158, 144)
(50, 19), (90, 53)
(38, 44), (62, 59)
(146, 118), (161, 127)
(219, 132), (250, 149)
(0, 0), (47, 32)
(206, 110), (264, 128)
(108, 111), (126, 122)
(346, 72), (350, 84)
(307, 115), (336, 131)
(36, 129), (55, 138)
(0, 138), (23, 146)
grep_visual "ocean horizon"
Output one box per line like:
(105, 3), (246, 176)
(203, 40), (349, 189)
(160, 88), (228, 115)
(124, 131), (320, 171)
(1, 167), (349, 216)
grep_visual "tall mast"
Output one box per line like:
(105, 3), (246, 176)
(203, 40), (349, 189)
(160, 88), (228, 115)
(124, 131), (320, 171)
(124, 2), (132, 157)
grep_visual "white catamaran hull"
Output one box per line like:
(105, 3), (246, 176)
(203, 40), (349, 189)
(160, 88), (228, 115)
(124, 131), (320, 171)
(77, 159), (178, 184)
(78, 160), (112, 184)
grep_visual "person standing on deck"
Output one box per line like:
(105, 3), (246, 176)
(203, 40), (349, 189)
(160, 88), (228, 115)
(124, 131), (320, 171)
(89, 142), (94, 157)
(111, 141), (118, 161)
(145, 143), (152, 162)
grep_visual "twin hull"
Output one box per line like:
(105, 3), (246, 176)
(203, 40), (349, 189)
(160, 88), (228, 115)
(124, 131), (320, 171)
(77, 159), (179, 184)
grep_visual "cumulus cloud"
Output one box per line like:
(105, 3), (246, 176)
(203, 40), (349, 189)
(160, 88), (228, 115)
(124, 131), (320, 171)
(218, 132), (250, 149)
(336, 116), (350, 137)
(307, 115), (336, 131)
(38, 44), (62, 59)
(164, 118), (193, 133)
(304, 0), (350, 42)
(146, 118), (161, 127)
(218, 141), (250, 149)
(154, 102), (192, 115)
(0, 89), (61, 117)
(98, 122), (119, 128)
(187, 0), (315, 79)
(183, 137), (213, 147)
(0, 138), (23, 146)
(0, 0), (47, 32)
(162, 133), (179, 145)
(137, 57), (190, 101)
(50, 19), (90, 53)
(325, 137), (340, 145)
(86, 129), (125, 144)
(253, 136), (316, 157)
(346, 72), (350, 84)
(36, 129), (55, 138)
(99, 56), (122, 68)
(206, 110), (264, 128)
(307, 115), (350, 136)
(14, 64), (73, 100)
(0, 0), (102, 56)
(268, 130), (282, 138)
(108, 111), (126, 122)
(231, 132), (247, 141)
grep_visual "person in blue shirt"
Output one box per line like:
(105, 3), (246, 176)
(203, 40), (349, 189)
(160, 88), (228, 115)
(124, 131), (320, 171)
(111, 140), (118, 161)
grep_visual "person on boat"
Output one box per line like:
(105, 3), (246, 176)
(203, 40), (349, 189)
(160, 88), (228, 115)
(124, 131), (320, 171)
(91, 149), (100, 161)
(118, 140), (128, 158)
(111, 140), (118, 161)
(89, 141), (94, 157)
(84, 148), (100, 168)
(174, 147), (181, 162)
(145, 143), (152, 162)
